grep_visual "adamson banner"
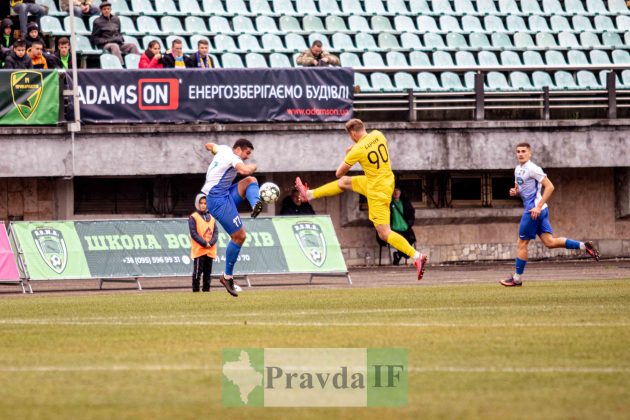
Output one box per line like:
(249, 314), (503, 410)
(71, 68), (353, 123)
(9, 216), (346, 280)
(0, 70), (59, 125)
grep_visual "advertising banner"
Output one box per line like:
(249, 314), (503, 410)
(0, 224), (20, 280)
(72, 68), (353, 123)
(10, 216), (346, 280)
(0, 70), (60, 125)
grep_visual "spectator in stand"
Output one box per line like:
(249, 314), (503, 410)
(389, 187), (416, 265)
(72, 0), (99, 19)
(296, 40), (340, 67)
(1, 18), (14, 64)
(185, 39), (213, 68)
(24, 22), (44, 48)
(280, 189), (316, 216)
(91, 1), (139, 65)
(138, 40), (163, 68)
(28, 39), (54, 69)
(4, 39), (33, 69)
(12, 0), (46, 41)
(53, 37), (72, 69)
(162, 38), (187, 68)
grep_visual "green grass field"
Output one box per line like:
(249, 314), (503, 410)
(0, 280), (629, 419)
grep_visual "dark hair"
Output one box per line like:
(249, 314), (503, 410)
(31, 39), (44, 48)
(516, 142), (531, 149)
(311, 40), (322, 48)
(57, 37), (70, 46)
(13, 39), (26, 49)
(233, 138), (254, 151)
(198, 39), (209, 47)
(171, 38), (182, 46)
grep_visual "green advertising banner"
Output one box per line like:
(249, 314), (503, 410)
(10, 216), (347, 280)
(0, 70), (59, 125)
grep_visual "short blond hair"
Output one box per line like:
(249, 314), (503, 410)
(345, 118), (364, 133)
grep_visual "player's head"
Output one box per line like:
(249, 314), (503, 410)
(515, 142), (531, 164)
(345, 118), (367, 143)
(233, 138), (254, 160)
(195, 193), (207, 212)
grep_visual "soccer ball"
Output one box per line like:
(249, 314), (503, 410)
(259, 182), (280, 204)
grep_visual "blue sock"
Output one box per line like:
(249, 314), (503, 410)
(565, 239), (581, 250)
(245, 182), (260, 207)
(515, 258), (527, 275)
(225, 241), (242, 276)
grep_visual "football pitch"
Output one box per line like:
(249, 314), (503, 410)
(0, 279), (628, 419)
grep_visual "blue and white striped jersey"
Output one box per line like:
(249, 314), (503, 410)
(515, 160), (548, 212)
(201, 145), (243, 198)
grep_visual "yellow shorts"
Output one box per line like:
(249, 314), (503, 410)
(351, 176), (394, 226)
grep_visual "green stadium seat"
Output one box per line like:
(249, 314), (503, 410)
(186, 16), (208, 34)
(394, 72), (417, 91)
(37, 0), (65, 16)
(109, 0), (132, 15)
(118, 15), (141, 36)
(409, 51), (431, 66)
(401, 33), (423, 49)
(595, 16), (616, 31)
(75, 34), (100, 54)
(543, 0), (566, 15)
(477, 0), (499, 14)
(326, 15), (349, 32)
(371, 73), (395, 92)
(296, 0), (318, 14)
(356, 33), (379, 51)
(365, 0), (387, 14)
(440, 16), (463, 33)
(469, 33), (491, 49)
(387, 51), (409, 67)
(609, 0), (630, 14)
(484, 16), (507, 33)
(63, 16), (89, 35)
(308, 33), (331, 49)
(626, 32), (630, 46)
(141, 35), (164, 50)
(606, 31), (626, 48)
(546, 50), (567, 66)
(233, 16), (257, 33)
(255, 16), (278, 33)
(239, 34), (262, 52)
(580, 32), (603, 49)
(132, 0), (157, 16)
(446, 33), (468, 50)
(226, 0), (250, 15)
(214, 34), (238, 52)
(137, 16), (166, 36)
(40, 16), (66, 36)
(455, 51), (477, 67)
(245, 52), (268, 68)
(532, 71), (555, 89)
(269, 52), (292, 68)
(417, 72), (444, 92)
(572, 16), (594, 32)
(417, 16), (439, 33)
(478, 51), (499, 66)
(521, 0), (543, 14)
(499, 0), (521, 15)
(491, 33), (514, 50)
(424, 33), (446, 50)
(565, 0), (587, 14)
(123, 35), (142, 52)
(433, 51), (455, 66)
(514, 33), (535, 49)
(550, 16), (572, 32)
(180, 0), (203, 16)
(621, 70), (630, 89)
(262, 34), (287, 52)
(454, 0), (476, 14)
(558, 32), (580, 49)
(341, 0), (364, 14)
(250, 0), (273, 15)
(354, 73), (372, 92)
(332, 33), (355, 51)
(155, 0), (182, 16)
(409, 0), (432, 14)
(433, 0), (454, 14)
(100, 53), (123, 69)
(523, 50), (544, 66)
(379, 33), (401, 49)
(341, 52), (362, 67)
(387, 0), (409, 14)
(500, 51), (522, 66)
(395, 16), (416, 32)
(124, 53), (140, 69)
(202, 0), (228, 15)
(507, 16), (528, 33)
(441, 72), (467, 91)
(462, 16), (483, 33)
(599, 70), (621, 88)
(463, 72), (476, 90)
(161, 16), (186, 35)
(303, 16), (325, 32)
(209, 16), (234, 34)
(221, 52), (245, 68)
(612, 49), (630, 64)
(577, 71), (603, 89)
(486, 72), (510, 91)
(568, 50), (589, 65)
(586, 0), (609, 14)
(554, 71), (578, 89)
(363, 51), (385, 67)
(349, 16), (370, 32)
(279, 16), (301, 32)
(190, 35), (212, 51)
(320, 0), (343, 15)
(590, 50), (612, 65)
(529, 16), (551, 33)
(536, 33), (558, 49)
(285, 33), (307, 50)
(510, 72), (534, 91)
(372, 16), (394, 32)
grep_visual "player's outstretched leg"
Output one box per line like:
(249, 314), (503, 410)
(541, 235), (601, 262)
(295, 177), (345, 202)
(584, 241), (600, 261)
(381, 228), (428, 281)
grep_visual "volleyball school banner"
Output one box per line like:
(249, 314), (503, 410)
(0, 70), (59, 125)
(9, 216), (346, 280)
(71, 68), (353, 123)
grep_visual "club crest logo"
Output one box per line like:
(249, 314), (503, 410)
(31, 228), (68, 274)
(11, 71), (43, 121)
(292, 222), (326, 267)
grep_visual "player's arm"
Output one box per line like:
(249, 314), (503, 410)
(204, 143), (218, 154)
(530, 176), (554, 219)
(235, 162), (257, 176)
(336, 161), (352, 178)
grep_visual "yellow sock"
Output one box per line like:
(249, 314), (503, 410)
(313, 180), (343, 199)
(386, 231), (416, 258)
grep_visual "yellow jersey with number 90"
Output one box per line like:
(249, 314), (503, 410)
(344, 130), (395, 199)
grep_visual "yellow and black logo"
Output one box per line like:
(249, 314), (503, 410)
(11, 71), (43, 121)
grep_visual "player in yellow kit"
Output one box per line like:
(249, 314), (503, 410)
(296, 118), (428, 280)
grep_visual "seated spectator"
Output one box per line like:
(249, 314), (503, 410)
(280, 189), (316, 216)
(4, 39), (33, 69)
(389, 187), (416, 265)
(53, 37), (72, 69)
(72, 0), (99, 19)
(162, 38), (187, 68)
(91, 1), (139, 65)
(185, 39), (213, 68)
(12, 0), (46, 41)
(2, 18), (14, 49)
(296, 40), (340, 67)
(138, 40), (163, 68)
(28, 39), (54, 69)
(24, 22), (44, 48)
